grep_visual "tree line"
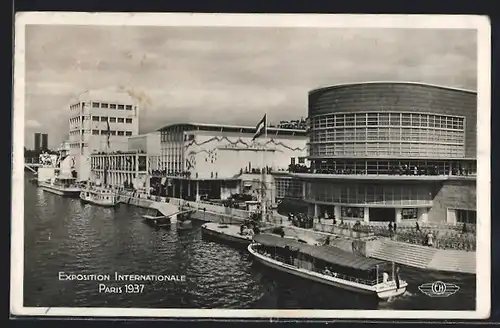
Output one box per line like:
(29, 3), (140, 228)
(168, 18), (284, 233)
(24, 147), (59, 159)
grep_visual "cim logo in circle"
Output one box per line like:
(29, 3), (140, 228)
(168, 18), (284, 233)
(419, 281), (460, 297)
(431, 281), (447, 295)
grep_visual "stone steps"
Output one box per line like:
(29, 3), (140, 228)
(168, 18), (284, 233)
(427, 249), (476, 274)
(369, 239), (476, 274)
(368, 240), (438, 269)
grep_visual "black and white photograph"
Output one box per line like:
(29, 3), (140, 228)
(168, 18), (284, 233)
(11, 13), (490, 319)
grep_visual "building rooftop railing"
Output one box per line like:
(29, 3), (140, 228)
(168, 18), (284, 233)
(285, 164), (476, 180)
(268, 119), (308, 130)
(91, 150), (147, 155)
(156, 122), (307, 135)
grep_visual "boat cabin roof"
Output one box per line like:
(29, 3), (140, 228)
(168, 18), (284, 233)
(56, 175), (76, 180)
(253, 233), (387, 271)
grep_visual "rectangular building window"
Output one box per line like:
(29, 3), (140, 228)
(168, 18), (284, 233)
(100, 130), (108, 135)
(456, 209), (476, 224)
(126, 105), (133, 110)
(110, 104), (117, 109)
(118, 105), (124, 110)
(92, 130), (99, 135)
(401, 208), (417, 220)
(118, 118), (124, 123)
(367, 113), (378, 126)
(92, 116), (100, 122)
(389, 113), (401, 126)
(125, 131), (132, 136)
(401, 114), (411, 126)
(110, 130), (116, 135)
(117, 131), (124, 136)
(100, 116), (108, 122)
(109, 117), (116, 123)
(126, 118), (133, 123)
(101, 103), (109, 108)
(345, 114), (355, 126)
(92, 102), (99, 108)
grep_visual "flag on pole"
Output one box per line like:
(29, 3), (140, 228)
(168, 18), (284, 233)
(106, 120), (111, 148)
(252, 114), (267, 141)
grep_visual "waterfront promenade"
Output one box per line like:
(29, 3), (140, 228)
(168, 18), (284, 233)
(115, 190), (475, 274)
(116, 191), (289, 227)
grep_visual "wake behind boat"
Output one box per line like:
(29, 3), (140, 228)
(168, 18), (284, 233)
(248, 234), (407, 300)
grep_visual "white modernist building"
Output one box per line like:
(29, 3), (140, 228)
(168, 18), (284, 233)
(68, 90), (140, 181)
(128, 132), (161, 155)
(89, 132), (161, 191)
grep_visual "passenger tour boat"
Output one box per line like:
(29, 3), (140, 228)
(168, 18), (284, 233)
(248, 234), (407, 300)
(80, 129), (118, 207)
(202, 222), (315, 249)
(80, 185), (118, 207)
(40, 174), (81, 197)
(201, 222), (255, 247)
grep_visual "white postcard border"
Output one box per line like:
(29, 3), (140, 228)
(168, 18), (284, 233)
(11, 12), (491, 319)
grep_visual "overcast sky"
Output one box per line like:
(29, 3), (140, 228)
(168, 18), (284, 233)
(24, 26), (477, 149)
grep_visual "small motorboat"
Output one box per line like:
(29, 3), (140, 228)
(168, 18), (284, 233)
(143, 207), (171, 227)
(176, 208), (195, 230)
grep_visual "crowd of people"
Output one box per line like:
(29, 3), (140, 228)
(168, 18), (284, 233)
(391, 227), (476, 251)
(288, 164), (473, 177)
(318, 218), (476, 251)
(287, 213), (315, 229)
(149, 169), (195, 178)
(222, 193), (257, 209)
(268, 118), (308, 130)
(239, 166), (274, 175)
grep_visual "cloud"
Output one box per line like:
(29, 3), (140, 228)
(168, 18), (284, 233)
(23, 25), (477, 148)
(25, 119), (41, 128)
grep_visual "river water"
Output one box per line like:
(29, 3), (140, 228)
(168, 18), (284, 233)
(22, 177), (476, 310)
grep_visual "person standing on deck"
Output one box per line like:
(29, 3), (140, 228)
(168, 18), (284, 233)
(383, 271), (389, 283)
(395, 267), (401, 290)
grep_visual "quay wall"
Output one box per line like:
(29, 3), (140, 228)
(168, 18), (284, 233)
(116, 192), (473, 273)
(118, 191), (286, 225)
(118, 193), (246, 223)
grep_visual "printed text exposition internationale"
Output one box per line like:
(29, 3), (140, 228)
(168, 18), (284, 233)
(58, 272), (186, 282)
